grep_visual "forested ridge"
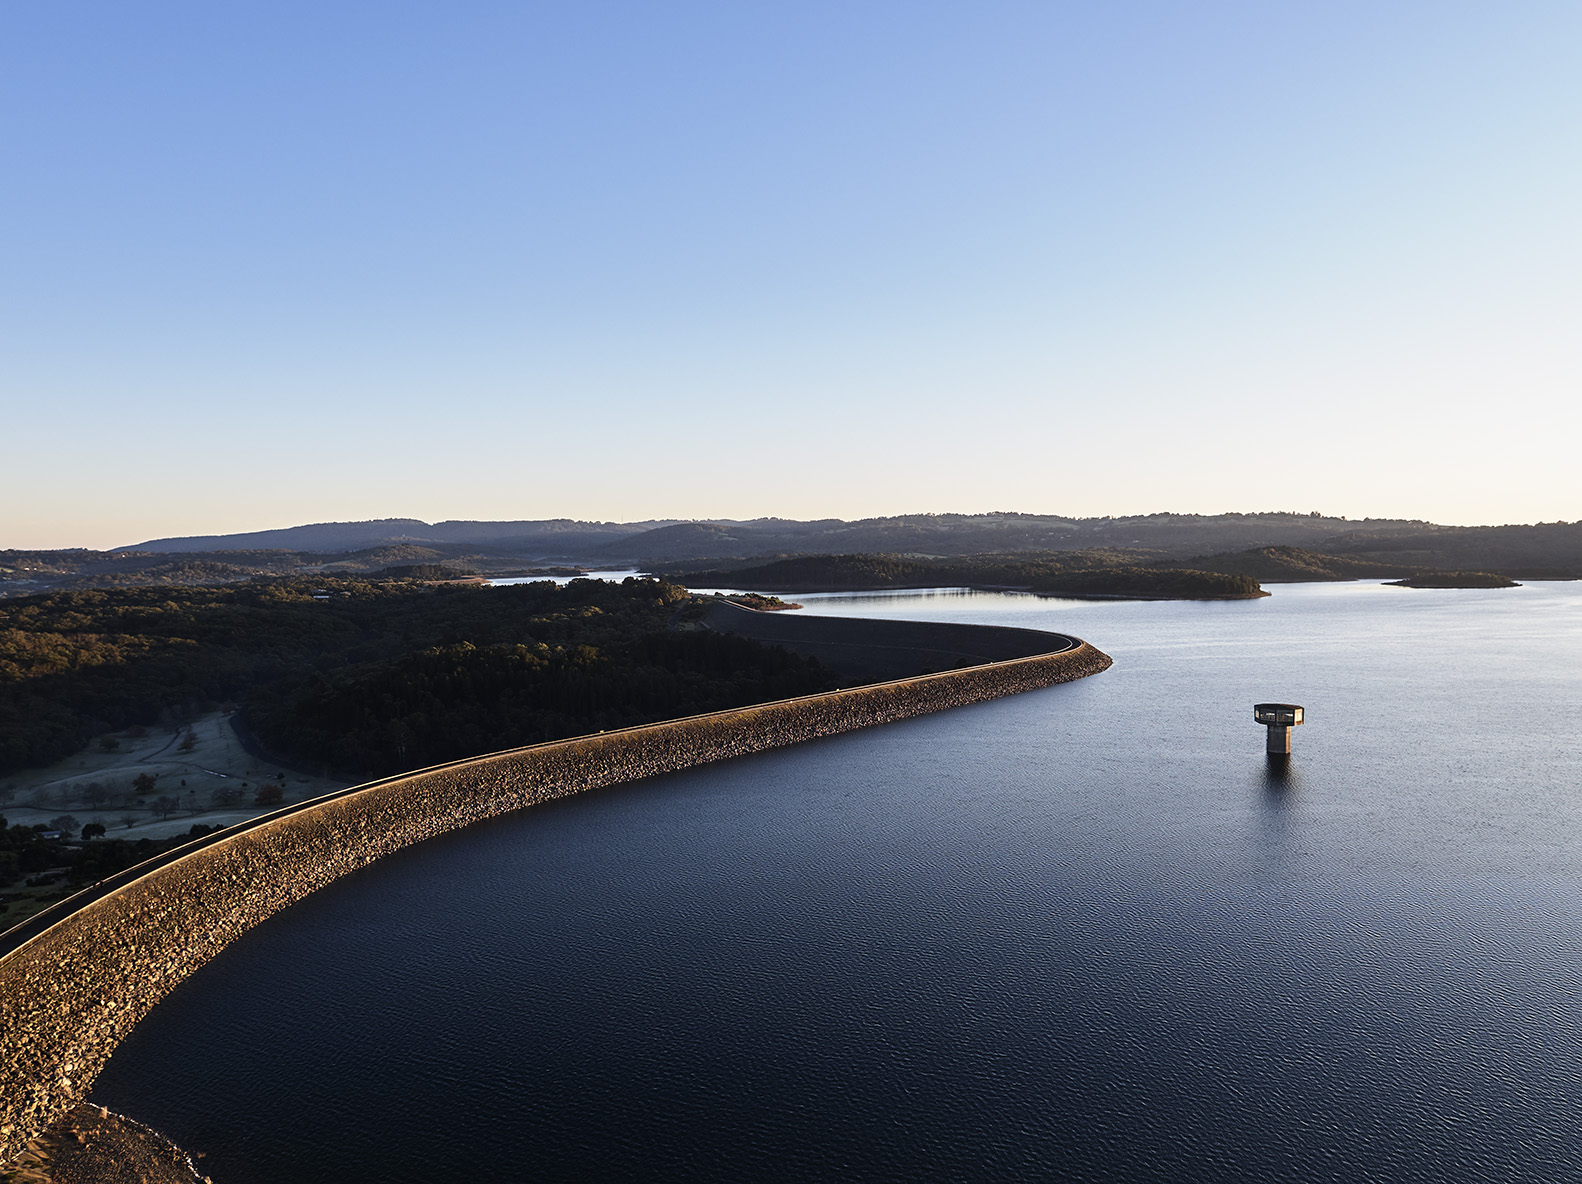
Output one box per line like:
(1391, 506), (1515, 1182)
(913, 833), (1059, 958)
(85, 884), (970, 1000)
(1035, 567), (1264, 597)
(0, 578), (834, 779)
(9, 516), (1576, 600)
(667, 553), (1265, 598)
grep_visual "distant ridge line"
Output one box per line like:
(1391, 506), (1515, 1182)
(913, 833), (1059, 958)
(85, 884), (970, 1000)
(125, 511), (1431, 554)
(100, 513), (1581, 575)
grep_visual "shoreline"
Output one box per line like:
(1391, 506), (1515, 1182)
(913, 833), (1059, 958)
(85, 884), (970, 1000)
(4, 1102), (206, 1183)
(692, 580), (1270, 601)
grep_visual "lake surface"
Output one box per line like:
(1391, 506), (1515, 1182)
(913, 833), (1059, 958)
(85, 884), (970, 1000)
(487, 569), (644, 587)
(91, 582), (1582, 1182)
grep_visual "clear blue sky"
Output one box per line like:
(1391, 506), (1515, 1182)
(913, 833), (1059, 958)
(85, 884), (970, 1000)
(3, 1), (1577, 548)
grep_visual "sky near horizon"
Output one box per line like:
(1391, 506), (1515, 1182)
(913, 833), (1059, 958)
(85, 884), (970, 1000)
(3, 2), (1578, 550)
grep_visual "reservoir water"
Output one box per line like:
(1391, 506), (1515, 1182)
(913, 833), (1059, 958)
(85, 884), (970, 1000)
(90, 582), (1582, 1182)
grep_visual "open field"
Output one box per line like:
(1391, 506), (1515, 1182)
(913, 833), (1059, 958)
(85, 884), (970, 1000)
(1, 713), (348, 929)
(2, 711), (348, 842)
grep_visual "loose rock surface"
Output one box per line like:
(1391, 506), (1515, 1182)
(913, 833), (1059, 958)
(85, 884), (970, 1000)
(1, 1103), (206, 1183)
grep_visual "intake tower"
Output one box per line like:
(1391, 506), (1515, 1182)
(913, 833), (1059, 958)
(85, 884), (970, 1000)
(1254, 703), (1304, 755)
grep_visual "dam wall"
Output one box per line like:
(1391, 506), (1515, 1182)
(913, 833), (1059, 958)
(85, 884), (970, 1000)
(0, 638), (1111, 1161)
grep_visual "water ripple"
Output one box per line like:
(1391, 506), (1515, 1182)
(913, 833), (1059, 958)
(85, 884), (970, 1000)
(91, 582), (1582, 1182)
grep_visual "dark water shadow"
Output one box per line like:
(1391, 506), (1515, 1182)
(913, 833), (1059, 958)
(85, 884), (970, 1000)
(1261, 754), (1302, 801)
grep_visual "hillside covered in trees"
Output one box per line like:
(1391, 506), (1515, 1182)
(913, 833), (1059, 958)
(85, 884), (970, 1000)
(1384, 572), (1521, 589)
(0, 578), (834, 780)
(667, 553), (1265, 599)
(9, 515), (1577, 599)
(114, 512), (1582, 573)
(1172, 545), (1412, 582)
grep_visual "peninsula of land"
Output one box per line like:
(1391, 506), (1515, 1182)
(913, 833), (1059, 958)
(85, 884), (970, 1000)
(668, 554), (1268, 599)
(1384, 571), (1522, 588)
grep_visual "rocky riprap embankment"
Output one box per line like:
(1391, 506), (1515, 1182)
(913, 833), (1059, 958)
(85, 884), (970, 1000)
(0, 641), (1111, 1165)
(2, 1102), (207, 1183)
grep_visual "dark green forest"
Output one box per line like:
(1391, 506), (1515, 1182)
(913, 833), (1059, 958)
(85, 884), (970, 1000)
(667, 551), (1144, 589)
(1032, 567), (1264, 598)
(1, 818), (224, 900)
(668, 553), (1264, 598)
(1384, 571), (1521, 589)
(0, 577), (834, 779)
(256, 625), (832, 777)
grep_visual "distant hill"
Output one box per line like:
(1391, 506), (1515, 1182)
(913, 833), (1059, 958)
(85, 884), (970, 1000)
(589, 511), (1431, 563)
(127, 518), (660, 555)
(10, 513), (1566, 595)
(1320, 521), (1582, 576)
(597, 522), (759, 562)
(126, 511), (1448, 565)
(671, 537), (1582, 599)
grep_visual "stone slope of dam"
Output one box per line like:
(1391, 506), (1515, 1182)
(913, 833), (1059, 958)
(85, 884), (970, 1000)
(0, 612), (1110, 1164)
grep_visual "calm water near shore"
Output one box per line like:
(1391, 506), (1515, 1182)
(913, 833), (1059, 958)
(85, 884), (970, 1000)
(92, 581), (1582, 1182)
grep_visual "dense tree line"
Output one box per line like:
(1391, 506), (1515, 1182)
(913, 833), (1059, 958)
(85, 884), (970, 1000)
(253, 628), (830, 776)
(667, 550), (1149, 590)
(0, 577), (834, 778)
(0, 543), (482, 598)
(1030, 568), (1264, 597)
(0, 815), (224, 902)
(1169, 545), (1408, 582)
(374, 563), (476, 580)
(669, 553), (1263, 597)
(1385, 571), (1520, 589)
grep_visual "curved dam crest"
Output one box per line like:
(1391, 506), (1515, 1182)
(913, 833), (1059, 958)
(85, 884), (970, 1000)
(0, 613), (1110, 1162)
